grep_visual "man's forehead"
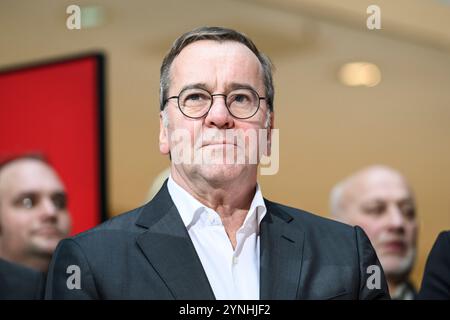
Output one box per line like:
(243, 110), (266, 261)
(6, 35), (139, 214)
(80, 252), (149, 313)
(0, 159), (64, 195)
(348, 169), (412, 203)
(170, 40), (263, 89)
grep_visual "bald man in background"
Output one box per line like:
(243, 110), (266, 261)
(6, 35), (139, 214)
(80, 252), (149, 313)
(0, 155), (71, 273)
(330, 165), (418, 300)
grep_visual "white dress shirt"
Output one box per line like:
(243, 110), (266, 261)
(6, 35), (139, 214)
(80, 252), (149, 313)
(167, 175), (267, 300)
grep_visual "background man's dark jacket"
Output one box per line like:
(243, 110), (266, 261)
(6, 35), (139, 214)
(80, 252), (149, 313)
(0, 258), (44, 300)
(418, 231), (450, 300)
(45, 181), (390, 300)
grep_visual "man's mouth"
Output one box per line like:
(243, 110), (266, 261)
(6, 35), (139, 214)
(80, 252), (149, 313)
(381, 240), (407, 254)
(202, 141), (237, 147)
(33, 227), (62, 237)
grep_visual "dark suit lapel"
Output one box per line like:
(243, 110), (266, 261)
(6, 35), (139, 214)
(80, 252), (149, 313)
(260, 201), (305, 300)
(135, 181), (215, 300)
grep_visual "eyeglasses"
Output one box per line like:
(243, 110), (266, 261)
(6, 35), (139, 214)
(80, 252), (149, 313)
(164, 87), (266, 119)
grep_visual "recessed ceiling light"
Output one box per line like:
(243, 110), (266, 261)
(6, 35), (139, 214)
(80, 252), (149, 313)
(339, 62), (381, 87)
(80, 5), (105, 29)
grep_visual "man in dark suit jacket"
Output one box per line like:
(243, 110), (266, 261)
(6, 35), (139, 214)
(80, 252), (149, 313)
(418, 231), (450, 299)
(45, 26), (390, 300)
(45, 180), (388, 299)
(0, 258), (44, 299)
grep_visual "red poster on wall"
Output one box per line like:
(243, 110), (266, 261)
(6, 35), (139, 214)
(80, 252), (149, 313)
(0, 53), (107, 235)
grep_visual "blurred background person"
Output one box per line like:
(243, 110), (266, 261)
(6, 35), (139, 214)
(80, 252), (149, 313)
(0, 154), (71, 273)
(330, 165), (418, 300)
(418, 230), (450, 300)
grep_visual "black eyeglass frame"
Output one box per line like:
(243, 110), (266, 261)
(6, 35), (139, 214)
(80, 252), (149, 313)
(163, 87), (266, 120)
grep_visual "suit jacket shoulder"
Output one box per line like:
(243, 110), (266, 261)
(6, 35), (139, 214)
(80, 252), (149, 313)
(266, 199), (356, 235)
(0, 258), (45, 300)
(70, 205), (146, 242)
(45, 184), (209, 299)
(418, 231), (450, 299)
(261, 199), (390, 300)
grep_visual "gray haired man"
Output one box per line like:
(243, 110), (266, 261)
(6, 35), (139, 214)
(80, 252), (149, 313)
(46, 27), (389, 300)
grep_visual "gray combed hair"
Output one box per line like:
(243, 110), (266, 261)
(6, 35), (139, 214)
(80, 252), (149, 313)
(159, 26), (274, 112)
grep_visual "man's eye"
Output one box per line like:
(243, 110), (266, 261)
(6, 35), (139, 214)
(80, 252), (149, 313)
(233, 94), (250, 103)
(235, 95), (246, 102)
(23, 197), (33, 209)
(363, 206), (385, 215)
(18, 196), (36, 209)
(52, 193), (67, 210)
(186, 93), (208, 101)
(401, 205), (415, 219)
(187, 94), (200, 101)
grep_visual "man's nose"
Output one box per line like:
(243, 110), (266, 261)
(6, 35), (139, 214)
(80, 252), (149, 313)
(39, 197), (58, 219)
(204, 95), (234, 129)
(387, 206), (405, 231)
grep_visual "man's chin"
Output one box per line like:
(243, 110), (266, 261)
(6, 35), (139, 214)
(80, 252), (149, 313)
(380, 254), (415, 279)
(195, 165), (249, 184)
(30, 238), (63, 255)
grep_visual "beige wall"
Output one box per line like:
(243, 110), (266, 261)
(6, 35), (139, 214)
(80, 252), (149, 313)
(1, 0), (449, 290)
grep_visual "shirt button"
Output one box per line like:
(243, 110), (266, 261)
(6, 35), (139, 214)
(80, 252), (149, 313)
(232, 256), (239, 265)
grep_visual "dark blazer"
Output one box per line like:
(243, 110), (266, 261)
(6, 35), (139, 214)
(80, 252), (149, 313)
(45, 181), (390, 300)
(418, 231), (450, 300)
(0, 258), (45, 300)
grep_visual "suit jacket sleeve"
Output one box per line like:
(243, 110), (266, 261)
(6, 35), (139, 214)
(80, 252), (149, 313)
(45, 239), (99, 300)
(418, 231), (450, 300)
(355, 226), (391, 300)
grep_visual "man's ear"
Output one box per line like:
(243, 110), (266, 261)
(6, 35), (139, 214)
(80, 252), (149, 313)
(159, 111), (170, 155)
